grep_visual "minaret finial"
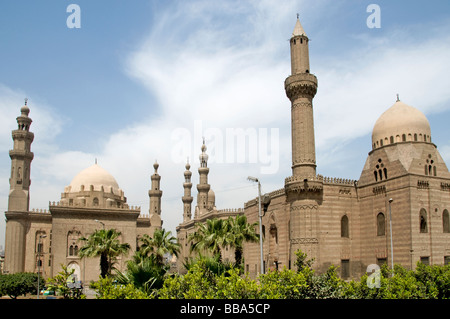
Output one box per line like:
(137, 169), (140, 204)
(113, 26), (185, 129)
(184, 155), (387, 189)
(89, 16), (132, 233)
(297, 13), (299, 19)
(396, 93), (400, 102)
(95, 158), (97, 165)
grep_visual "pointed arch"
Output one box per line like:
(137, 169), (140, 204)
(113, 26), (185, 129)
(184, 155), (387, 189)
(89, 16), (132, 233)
(377, 212), (386, 236)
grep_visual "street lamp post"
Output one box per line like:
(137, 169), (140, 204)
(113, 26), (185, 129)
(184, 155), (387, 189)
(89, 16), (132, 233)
(388, 198), (394, 276)
(37, 234), (47, 299)
(248, 176), (264, 275)
(95, 219), (105, 229)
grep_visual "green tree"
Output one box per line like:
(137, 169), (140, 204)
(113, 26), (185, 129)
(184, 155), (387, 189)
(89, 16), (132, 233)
(115, 252), (166, 294)
(46, 264), (85, 299)
(115, 228), (180, 295)
(139, 228), (180, 268)
(90, 276), (150, 299)
(183, 253), (234, 276)
(294, 249), (315, 272)
(0, 272), (44, 299)
(225, 215), (259, 267)
(79, 228), (131, 278)
(189, 218), (229, 259)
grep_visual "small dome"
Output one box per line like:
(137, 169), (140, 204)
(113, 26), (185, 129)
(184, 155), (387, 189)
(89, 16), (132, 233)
(20, 105), (30, 116)
(68, 164), (120, 195)
(372, 100), (431, 149)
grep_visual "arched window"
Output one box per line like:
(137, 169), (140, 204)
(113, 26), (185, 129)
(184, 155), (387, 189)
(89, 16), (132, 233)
(420, 209), (428, 233)
(93, 197), (99, 206)
(341, 215), (349, 238)
(443, 209), (450, 233)
(377, 213), (386, 236)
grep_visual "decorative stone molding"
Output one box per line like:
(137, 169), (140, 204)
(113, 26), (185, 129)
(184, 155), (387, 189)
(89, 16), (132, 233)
(417, 180), (429, 189)
(290, 204), (318, 211)
(290, 237), (319, 244)
(372, 185), (386, 195)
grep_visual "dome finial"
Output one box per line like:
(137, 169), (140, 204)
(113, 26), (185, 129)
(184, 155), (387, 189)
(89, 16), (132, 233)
(396, 93), (400, 102)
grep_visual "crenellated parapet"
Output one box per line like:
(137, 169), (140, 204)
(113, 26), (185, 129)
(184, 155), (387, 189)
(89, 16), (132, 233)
(49, 199), (140, 211)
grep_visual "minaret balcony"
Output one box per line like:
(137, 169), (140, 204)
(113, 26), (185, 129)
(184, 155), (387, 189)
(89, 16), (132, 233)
(285, 73), (318, 100)
(284, 174), (323, 194)
(9, 149), (34, 160)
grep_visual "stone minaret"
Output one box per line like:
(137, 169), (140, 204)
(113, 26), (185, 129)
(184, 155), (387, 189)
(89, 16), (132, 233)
(195, 140), (210, 217)
(182, 159), (193, 222)
(285, 17), (318, 179)
(148, 161), (162, 227)
(5, 100), (35, 274)
(8, 99), (34, 211)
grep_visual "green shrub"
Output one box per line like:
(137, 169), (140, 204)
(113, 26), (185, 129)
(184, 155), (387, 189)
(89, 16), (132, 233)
(90, 276), (150, 299)
(0, 272), (44, 299)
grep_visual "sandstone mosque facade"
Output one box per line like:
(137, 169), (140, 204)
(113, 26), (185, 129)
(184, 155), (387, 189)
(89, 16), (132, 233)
(3, 102), (163, 281)
(4, 18), (450, 280)
(176, 18), (450, 279)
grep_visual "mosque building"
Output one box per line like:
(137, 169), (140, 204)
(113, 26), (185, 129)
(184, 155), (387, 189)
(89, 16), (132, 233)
(3, 103), (162, 282)
(241, 18), (450, 278)
(175, 18), (450, 279)
(4, 17), (450, 281)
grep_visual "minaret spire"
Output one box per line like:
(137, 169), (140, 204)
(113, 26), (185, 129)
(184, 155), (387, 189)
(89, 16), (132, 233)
(4, 100), (35, 274)
(182, 159), (193, 222)
(285, 15), (318, 179)
(148, 160), (162, 227)
(195, 140), (210, 217)
(8, 100), (34, 211)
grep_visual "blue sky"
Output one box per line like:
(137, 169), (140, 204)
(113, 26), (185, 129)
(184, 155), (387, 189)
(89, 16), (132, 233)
(1, 0), (450, 248)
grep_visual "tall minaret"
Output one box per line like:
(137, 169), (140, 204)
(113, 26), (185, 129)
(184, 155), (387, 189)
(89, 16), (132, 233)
(148, 161), (162, 227)
(182, 159), (193, 222)
(195, 139), (210, 217)
(285, 16), (318, 179)
(5, 100), (34, 274)
(8, 99), (34, 211)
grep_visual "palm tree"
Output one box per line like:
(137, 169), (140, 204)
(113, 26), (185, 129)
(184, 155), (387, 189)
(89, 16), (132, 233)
(116, 253), (165, 293)
(225, 215), (259, 266)
(138, 228), (180, 268)
(189, 218), (229, 260)
(79, 228), (131, 278)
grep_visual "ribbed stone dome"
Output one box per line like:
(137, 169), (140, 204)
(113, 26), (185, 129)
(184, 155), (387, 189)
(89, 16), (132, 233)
(372, 101), (432, 149)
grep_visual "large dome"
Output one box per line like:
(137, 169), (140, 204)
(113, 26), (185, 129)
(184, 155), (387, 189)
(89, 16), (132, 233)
(372, 100), (432, 150)
(67, 164), (120, 195)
